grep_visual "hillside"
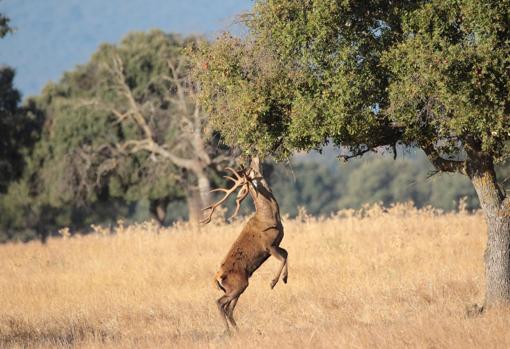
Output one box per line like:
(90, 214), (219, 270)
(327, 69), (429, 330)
(0, 0), (251, 96)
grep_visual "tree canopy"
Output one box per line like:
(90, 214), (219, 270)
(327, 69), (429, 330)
(0, 8), (12, 38)
(29, 30), (191, 208)
(195, 0), (509, 162)
(0, 69), (44, 195)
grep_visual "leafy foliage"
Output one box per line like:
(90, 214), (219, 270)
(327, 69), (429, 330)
(383, 0), (510, 159)
(194, 0), (509, 163)
(0, 67), (44, 193)
(0, 8), (12, 38)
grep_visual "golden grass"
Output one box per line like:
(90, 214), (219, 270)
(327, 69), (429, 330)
(1, 203), (510, 348)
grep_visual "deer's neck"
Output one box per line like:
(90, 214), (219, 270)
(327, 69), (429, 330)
(250, 180), (281, 224)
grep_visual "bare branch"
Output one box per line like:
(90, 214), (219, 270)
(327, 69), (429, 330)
(116, 138), (198, 170)
(108, 52), (154, 140)
(69, 48), (233, 204)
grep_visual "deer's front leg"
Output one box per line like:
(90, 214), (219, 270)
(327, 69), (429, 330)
(268, 246), (288, 289)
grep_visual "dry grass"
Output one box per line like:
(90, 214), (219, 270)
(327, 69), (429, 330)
(1, 203), (510, 348)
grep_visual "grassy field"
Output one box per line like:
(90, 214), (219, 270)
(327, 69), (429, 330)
(1, 203), (510, 348)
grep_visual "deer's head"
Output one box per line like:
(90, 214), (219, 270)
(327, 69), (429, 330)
(201, 157), (267, 224)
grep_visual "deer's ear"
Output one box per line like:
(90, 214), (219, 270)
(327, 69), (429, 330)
(245, 168), (255, 180)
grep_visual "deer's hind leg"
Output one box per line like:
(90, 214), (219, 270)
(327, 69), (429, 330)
(216, 294), (231, 334)
(269, 246), (288, 289)
(226, 296), (239, 328)
(217, 273), (248, 334)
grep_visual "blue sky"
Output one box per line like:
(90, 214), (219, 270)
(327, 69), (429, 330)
(0, 0), (252, 97)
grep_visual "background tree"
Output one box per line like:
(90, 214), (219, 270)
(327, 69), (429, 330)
(0, 11), (46, 240)
(85, 30), (233, 224)
(0, 70), (44, 240)
(0, 11), (30, 193)
(269, 150), (487, 216)
(0, 67), (32, 193)
(0, 8), (12, 38)
(7, 30), (232, 239)
(193, 0), (510, 308)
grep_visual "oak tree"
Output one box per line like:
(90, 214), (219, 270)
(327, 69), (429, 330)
(33, 30), (232, 226)
(193, 0), (510, 308)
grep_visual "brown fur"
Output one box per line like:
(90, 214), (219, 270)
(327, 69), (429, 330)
(206, 158), (288, 334)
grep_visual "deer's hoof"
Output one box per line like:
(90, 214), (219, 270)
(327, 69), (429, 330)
(466, 303), (484, 317)
(270, 279), (277, 289)
(217, 328), (231, 339)
(283, 275), (288, 284)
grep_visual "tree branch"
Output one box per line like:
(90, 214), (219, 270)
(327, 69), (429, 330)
(116, 139), (199, 171)
(421, 142), (466, 174)
(78, 49), (233, 187)
(337, 147), (373, 162)
(166, 58), (212, 165)
(109, 53), (154, 140)
(103, 52), (210, 172)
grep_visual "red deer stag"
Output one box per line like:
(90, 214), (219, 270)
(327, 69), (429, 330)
(202, 157), (288, 334)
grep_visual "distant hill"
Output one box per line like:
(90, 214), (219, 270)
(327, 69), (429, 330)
(0, 0), (251, 97)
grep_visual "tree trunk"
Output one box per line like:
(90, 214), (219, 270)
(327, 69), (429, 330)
(149, 197), (170, 233)
(196, 170), (212, 210)
(483, 212), (510, 306)
(467, 155), (510, 307)
(38, 229), (49, 245)
(181, 165), (213, 226)
(185, 186), (203, 226)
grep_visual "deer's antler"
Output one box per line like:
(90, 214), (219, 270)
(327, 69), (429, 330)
(201, 167), (249, 224)
(229, 185), (250, 220)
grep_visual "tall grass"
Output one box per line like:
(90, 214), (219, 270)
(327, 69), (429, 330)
(1, 203), (509, 348)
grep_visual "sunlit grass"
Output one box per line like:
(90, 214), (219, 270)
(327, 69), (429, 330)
(1, 203), (509, 348)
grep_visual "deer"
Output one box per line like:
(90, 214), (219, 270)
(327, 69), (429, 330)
(201, 157), (288, 334)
